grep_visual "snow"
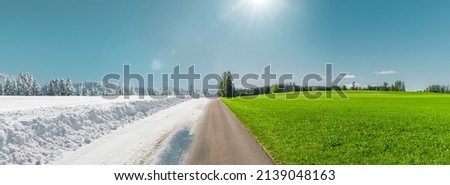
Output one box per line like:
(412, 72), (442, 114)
(0, 130), (6, 148)
(0, 96), (193, 165)
(0, 96), (153, 112)
(52, 98), (209, 165)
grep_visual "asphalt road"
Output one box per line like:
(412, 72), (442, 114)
(185, 99), (274, 165)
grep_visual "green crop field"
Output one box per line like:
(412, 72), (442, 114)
(221, 91), (450, 164)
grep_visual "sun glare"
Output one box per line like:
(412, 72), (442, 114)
(243, 0), (273, 15)
(251, 0), (269, 6)
(222, 0), (286, 30)
(248, 0), (273, 9)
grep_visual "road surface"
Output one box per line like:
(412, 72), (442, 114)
(185, 100), (274, 165)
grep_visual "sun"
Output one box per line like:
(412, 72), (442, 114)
(243, 0), (274, 16)
(221, 0), (286, 29)
(251, 0), (269, 6)
(249, 0), (271, 8)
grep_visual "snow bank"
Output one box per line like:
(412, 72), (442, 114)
(0, 96), (157, 112)
(53, 98), (209, 165)
(0, 97), (188, 165)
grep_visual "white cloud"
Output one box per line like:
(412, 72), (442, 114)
(343, 74), (356, 79)
(375, 70), (397, 75)
(151, 59), (162, 71)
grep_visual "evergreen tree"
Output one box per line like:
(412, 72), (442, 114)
(82, 83), (89, 96)
(41, 84), (49, 96)
(75, 83), (82, 96)
(188, 85), (195, 96)
(17, 72), (35, 96)
(4, 78), (16, 95)
(58, 79), (65, 96)
(131, 86), (137, 95)
(49, 79), (57, 96)
(65, 78), (74, 96)
(90, 86), (98, 96)
(218, 71), (234, 97)
(147, 87), (155, 95)
(32, 80), (40, 95)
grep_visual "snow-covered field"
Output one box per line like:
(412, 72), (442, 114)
(0, 96), (208, 165)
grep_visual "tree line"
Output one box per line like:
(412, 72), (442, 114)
(425, 85), (450, 93)
(217, 71), (408, 97)
(0, 72), (203, 96)
(0, 72), (108, 96)
(347, 80), (406, 91)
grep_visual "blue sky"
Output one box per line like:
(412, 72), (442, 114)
(1, 0), (449, 90)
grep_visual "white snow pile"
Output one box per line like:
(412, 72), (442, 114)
(0, 97), (188, 165)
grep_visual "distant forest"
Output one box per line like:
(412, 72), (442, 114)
(217, 71), (411, 98)
(425, 85), (450, 93)
(233, 80), (406, 97)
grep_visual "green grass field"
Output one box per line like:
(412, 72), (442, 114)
(221, 91), (450, 164)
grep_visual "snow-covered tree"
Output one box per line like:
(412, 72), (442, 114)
(147, 87), (155, 95)
(4, 78), (17, 96)
(82, 81), (104, 96)
(75, 83), (84, 96)
(90, 86), (98, 96)
(32, 80), (40, 95)
(41, 84), (49, 96)
(17, 72), (35, 96)
(82, 84), (89, 96)
(58, 79), (65, 96)
(131, 86), (137, 95)
(0, 73), (114, 96)
(16, 74), (25, 95)
(15, 72), (41, 96)
(119, 84), (124, 95)
(48, 79), (58, 96)
(64, 78), (74, 96)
